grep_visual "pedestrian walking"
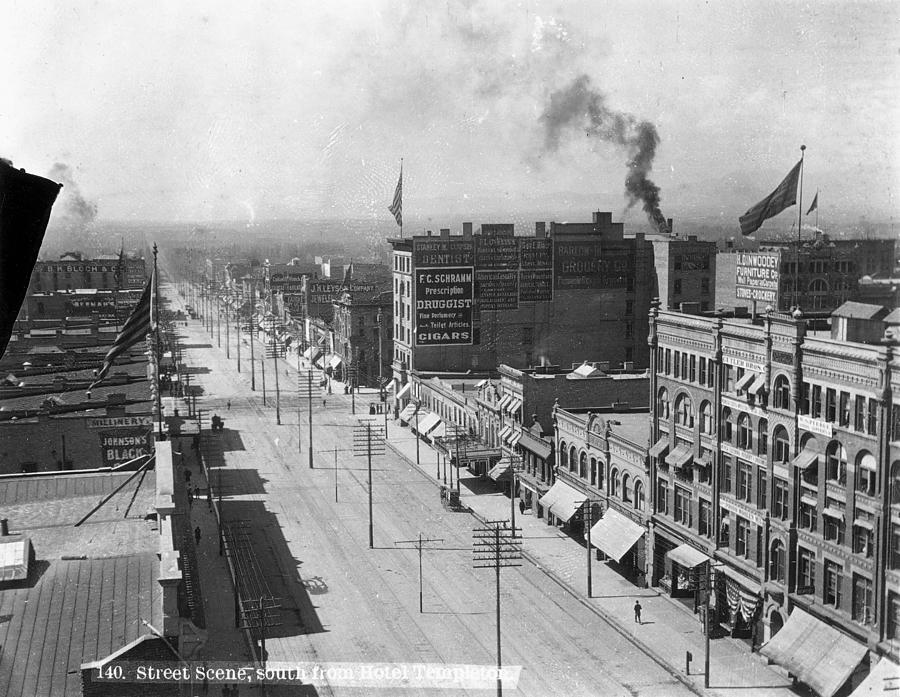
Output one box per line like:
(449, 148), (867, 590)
(184, 468), (192, 483)
(322, 398), (327, 408)
(193, 485), (200, 501)
(634, 600), (642, 624)
(194, 526), (201, 544)
(519, 499), (525, 515)
(227, 400), (231, 411)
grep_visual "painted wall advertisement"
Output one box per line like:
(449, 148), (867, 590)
(518, 238), (553, 302)
(414, 267), (474, 345)
(735, 251), (781, 305)
(89, 416), (154, 466)
(553, 241), (632, 290)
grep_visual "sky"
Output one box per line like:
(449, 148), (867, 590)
(3, 0), (899, 231)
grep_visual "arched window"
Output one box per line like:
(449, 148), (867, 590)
(597, 460), (605, 490)
(699, 401), (713, 434)
(610, 468), (619, 497)
(657, 388), (670, 420)
(770, 540), (786, 582)
(758, 418), (769, 456)
(634, 480), (645, 510)
(579, 451), (587, 480)
(569, 446), (577, 472)
(737, 413), (753, 450)
(855, 450), (876, 496)
(773, 426), (790, 463)
(773, 375), (791, 410)
(674, 392), (694, 427)
(590, 457), (597, 486)
(722, 407), (733, 443)
(559, 441), (568, 469)
(825, 441), (847, 485)
(622, 473), (631, 502)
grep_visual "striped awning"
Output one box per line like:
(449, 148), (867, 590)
(747, 375), (767, 395)
(735, 372), (756, 391)
(507, 398), (522, 416)
(498, 395), (513, 411)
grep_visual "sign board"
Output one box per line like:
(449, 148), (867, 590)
(795, 584), (815, 595)
(475, 235), (519, 269)
(475, 270), (519, 311)
(553, 241), (632, 290)
(519, 239), (553, 302)
(99, 429), (153, 466)
(412, 238), (474, 267)
(87, 415), (154, 429)
(735, 251), (781, 305)
(414, 267), (474, 345)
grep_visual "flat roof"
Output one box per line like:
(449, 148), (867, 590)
(0, 470), (161, 697)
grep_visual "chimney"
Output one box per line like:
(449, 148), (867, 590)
(667, 218), (674, 235)
(440, 228), (450, 238)
(462, 222), (473, 237)
(535, 222), (546, 238)
(426, 230), (433, 237)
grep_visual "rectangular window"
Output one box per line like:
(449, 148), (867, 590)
(737, 461), (752, 502)
(757, 471), (768, 510)
(825, 388), (837, 422)
(681, 353), (688, 378)
(689, 355), (696, 382)
(801, 382), (810, 415)
(665, 349), (671, 375)
(893, 403), (900, 442)
(625, 322), (634, 339)
(773, 478), (789, 519)
(673, 279), (682, 296)
(852, 575), (873, 624)
(699, 357), (707, 386)
(724, 365), (735, 393)
(855, 396), (866, 431)
(839, 391), (851, 427)
(625, 299), (633, 316)
(812, 385), (823, 418)
(521, 326), (534, 345)
(674, 351), (681, 378)
(735, 516), (750, 557)
(721, 456), (733, 494)
(799, 499), (817, 531)
(701, 277), (710, 294)
(674, 486), (692, 526)
(656, 479), (669, 515)
(824, 560), (842, 607)
(891, 524), (900, 570)
(699, 499), (712, 537)
(853, 525), (874, 558)
(798, 547), (815, 587)
(867, 398), (878, 436)
(824, 514), (845, 545)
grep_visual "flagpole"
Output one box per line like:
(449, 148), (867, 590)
(400, 158), (404, 239)
(153, 243), (163, 439)
(794, 145), (805, 309)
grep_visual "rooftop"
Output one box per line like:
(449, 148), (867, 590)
(558, 407), (650, 449)
(0, 469), (161, 697)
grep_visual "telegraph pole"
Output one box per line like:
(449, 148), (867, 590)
(354, 420), (386, 549)
(576, 499), (602, 597)
(225, 295), (230, 359)
(395, 533), (444, 613)
(270, 337), (281, 425)
(473, 521), (522, 697)
(509, 455), (524, 538)
(249, 305), (256, 390)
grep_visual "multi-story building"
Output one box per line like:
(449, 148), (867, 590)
(716, 233), (897, 313)
(332, 287), (392, 387)
(549, 406), (652, 584)
(647, 229), (717, 312)
(29, 252), (146, 293)
(647, 302), (900, 684)
(388, 212), (658, 386)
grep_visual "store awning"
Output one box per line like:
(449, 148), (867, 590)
(398, 404), (417, 423)
(518, 430), (552, 460)
(497, 395), (513, 411)
(823, 507), (845, 522)
(396, 383), (411, 401)
(507, 398), (522, 416)
(759, 607), (868, 697)
(747, 375), (767, 395)
(665, 443), (693, 468)
(416, 412), (441, 435)
(488, 458), (514, 482)
(718, 564), (762, 595)
(508, 431), (522, 449)
(849, 657), (898, 697)
(586, 508), (644, 562)
(666, 543), (710, 569)
(538, 480), (585, 523)
(793, 449), (819, 471)
(648, 437), (669, 459)
(736, 372), (756, 392)
(499, 425), (513, 442)
(328, 355), (343, 369)
(429, 421), (446, 440)
(303, 346), (322, 361)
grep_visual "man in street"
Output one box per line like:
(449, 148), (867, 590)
(194, 526), (202, 544)
(634, 600), (642, 624)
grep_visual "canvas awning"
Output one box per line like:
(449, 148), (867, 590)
(396, 383), (411, 401)
(328, 355), (343, 369)
(507, 398), (522, 416)
(538, 480), (585, 523)
(488, 458), (514, 482)
(666, 543), (710, 569)
(508, 431), (522, 449)
(302, 346), (322, 361)
(665, 443), (693, 468)
(759, 607), (868, 697)
(398, 404), (417, 423)
(849, 657), (899, 697)
(416, 412), (441, 435)
(518, 430), (552, 460)
(475, 379), (488, 389)
(499, 425), (513, 442)
(648, 437), (669, 459)
(747, 375), (768, 395)
(497, 395), (513, 411)
(793, 449), (819, 471)
(586, 508), (645, 562)
(429, 421), (446, 440)
(736, 372), (756, 392)
(718, 564), (762, 595)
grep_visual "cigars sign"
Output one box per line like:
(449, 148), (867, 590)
(88, 415), (154, 466)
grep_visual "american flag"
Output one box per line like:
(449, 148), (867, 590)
(90, 268), (156, 390)
(388, 164), (402, 227)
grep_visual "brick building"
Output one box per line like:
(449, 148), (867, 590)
(647, 303), (900, 682)
(648, 230), (717, 312)
(30, 252), (146, 293)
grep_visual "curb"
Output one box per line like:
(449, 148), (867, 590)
(383, 429), (708, 697)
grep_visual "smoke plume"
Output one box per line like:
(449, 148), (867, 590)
(541, 74), (668, 232)
(47, 162), (98, 230)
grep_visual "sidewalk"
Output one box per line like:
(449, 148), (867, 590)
(381, 415), (796, 697)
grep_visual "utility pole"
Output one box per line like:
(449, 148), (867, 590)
(395, 533), (444, 613)
(236, 291), (241, 373)
(576, 498), (602, 597)
(353, 420), (386, 549)
(216, 290), (221, 348)
(270, 336), (281, 425)
(473, 521), (522, 697)
(249, 304), (256, 391)
(260, 334), (267, 406)
(349, 362), (357, 416)
(412, 399), (421, 466)
(225, 294), (230, 359)
(508, 455), (524, 538)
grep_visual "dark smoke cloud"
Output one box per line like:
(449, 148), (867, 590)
(541, 74), (668, 232)
(47, 162), (98, 230)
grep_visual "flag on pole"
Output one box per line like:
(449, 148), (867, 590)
(806, 191), (818, 216)
(738, 159), (802, 236)
(388, 164), (402, 227)
(0, 160), (62, 359)
(90, 269), (156, 390)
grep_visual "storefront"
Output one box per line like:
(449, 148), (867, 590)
(538, 477), (586, 529)
(714, 565), (762, 639)
(587, 507), (647, 581)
